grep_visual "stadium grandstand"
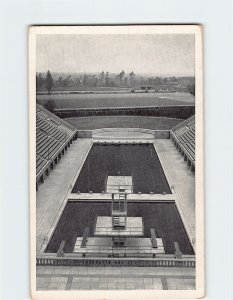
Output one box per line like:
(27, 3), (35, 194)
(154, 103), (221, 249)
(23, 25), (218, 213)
(170, 116), (195, 171)
(36, 104), (77, 190)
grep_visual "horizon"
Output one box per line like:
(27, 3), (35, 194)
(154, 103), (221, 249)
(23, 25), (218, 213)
(36, 71), (195, 78)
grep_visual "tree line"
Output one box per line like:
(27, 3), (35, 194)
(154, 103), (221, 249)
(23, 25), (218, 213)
(37, 70), (195, 95)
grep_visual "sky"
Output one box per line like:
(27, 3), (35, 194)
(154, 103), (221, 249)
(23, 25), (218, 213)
(36, 34), (195, 76)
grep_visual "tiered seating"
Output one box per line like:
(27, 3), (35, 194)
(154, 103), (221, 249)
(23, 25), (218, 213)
(171, 116), (195, 165)
(36, 104), (77, 179)
(36, 156), (47, 175)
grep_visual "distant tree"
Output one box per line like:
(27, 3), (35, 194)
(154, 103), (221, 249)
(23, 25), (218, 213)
(109, 79), (116, 87)
(83, 74), (88, 87)
(119, 70), (125, 85)
(148, 77), (154, 86)
(76, 76), (82, 86)
(36, 73), (44, 90)
(45, 70), (54, 95)
(93, 75), (98, 87)
(44, 100), (55, 113)
(63, 75), (72, 87)
(105, 72), (109, 86)
(170, 76), (177, 82)
(123, 76), (128, 86)
(99, 71), (105, 86)
(129, 71), (135, 87)
(57, 76), (63, 87)
(154, 76), (162, 85)
(187, 83), (195, 96)
(139, 76), (146, 85)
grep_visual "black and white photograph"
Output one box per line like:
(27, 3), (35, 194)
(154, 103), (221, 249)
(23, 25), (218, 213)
(29, 25), (204, 299)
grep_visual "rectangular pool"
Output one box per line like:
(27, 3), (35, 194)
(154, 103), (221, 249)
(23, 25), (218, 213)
(46, 201), (194, 255)
(72, 143), (171, 194)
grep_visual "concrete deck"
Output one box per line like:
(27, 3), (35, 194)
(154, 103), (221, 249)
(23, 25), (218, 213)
(153, 139), (195, 246)
(73, 237), (165, 255)
(67, 193), (175, 201)
(36, 266), (195, 290)
(36, 138), (92, 254)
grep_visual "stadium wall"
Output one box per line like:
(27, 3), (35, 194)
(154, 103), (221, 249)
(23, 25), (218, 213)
(154, 130), (170, 139)
(76, 128), (170, 139)
(78, 130), (93, 138)
(54, 105), (195, 120)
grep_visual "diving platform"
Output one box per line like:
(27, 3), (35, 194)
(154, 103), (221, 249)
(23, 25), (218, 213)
(73, 237), (165, 256)
(106, 176), (133, 194)
(94, 216), (144, 237)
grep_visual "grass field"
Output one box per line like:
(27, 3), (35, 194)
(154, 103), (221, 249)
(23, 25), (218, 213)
(37, 92), (195, 109)
(46, 201), (194, 255)
(65, 116), (182, 130)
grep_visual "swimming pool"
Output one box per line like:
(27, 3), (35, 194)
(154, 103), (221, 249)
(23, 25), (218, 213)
(72, 143), (171, 194)
(46, 201), (194, 255)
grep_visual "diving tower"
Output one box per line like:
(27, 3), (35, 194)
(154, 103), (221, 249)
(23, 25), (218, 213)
(73, 175), (165, 257)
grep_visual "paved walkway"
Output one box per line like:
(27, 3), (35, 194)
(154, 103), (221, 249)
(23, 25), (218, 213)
(36, 139), (92, 253)
(67, 192), (175, 201)
(154, 139), (195, 245)
(36, 266), (195, 290)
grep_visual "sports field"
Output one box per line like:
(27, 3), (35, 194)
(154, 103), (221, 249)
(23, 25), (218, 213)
(46, 201), (194, 255)
(37, 92), (195, 109)
(65, 116), (182, 130)
(72, 144), (171, 194)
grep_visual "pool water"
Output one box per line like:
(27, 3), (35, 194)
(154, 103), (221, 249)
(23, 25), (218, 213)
(72, 144), (171, 194)
(46, 201), (194, 255)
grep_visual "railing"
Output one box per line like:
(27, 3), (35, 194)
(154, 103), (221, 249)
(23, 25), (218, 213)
(74, 245), (162, 254)
(95, 226), (143, 235)
(36, 255), (196, 268)
(109, 184), (133, 193)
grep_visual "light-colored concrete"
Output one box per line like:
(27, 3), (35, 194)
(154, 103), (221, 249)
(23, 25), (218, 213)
(36, 139), (92, 254)
(94, 139), (154, 143)
(107, 176), (133, 193)
(73, 237), (165, 255)
(92, 128), (155, 140)
(67, 193), (175, 201)
(36, 265), (195, 290)
(153, 139), (195, 248)
(95, 216), (143, 236)
(94, 132), (154, 139)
